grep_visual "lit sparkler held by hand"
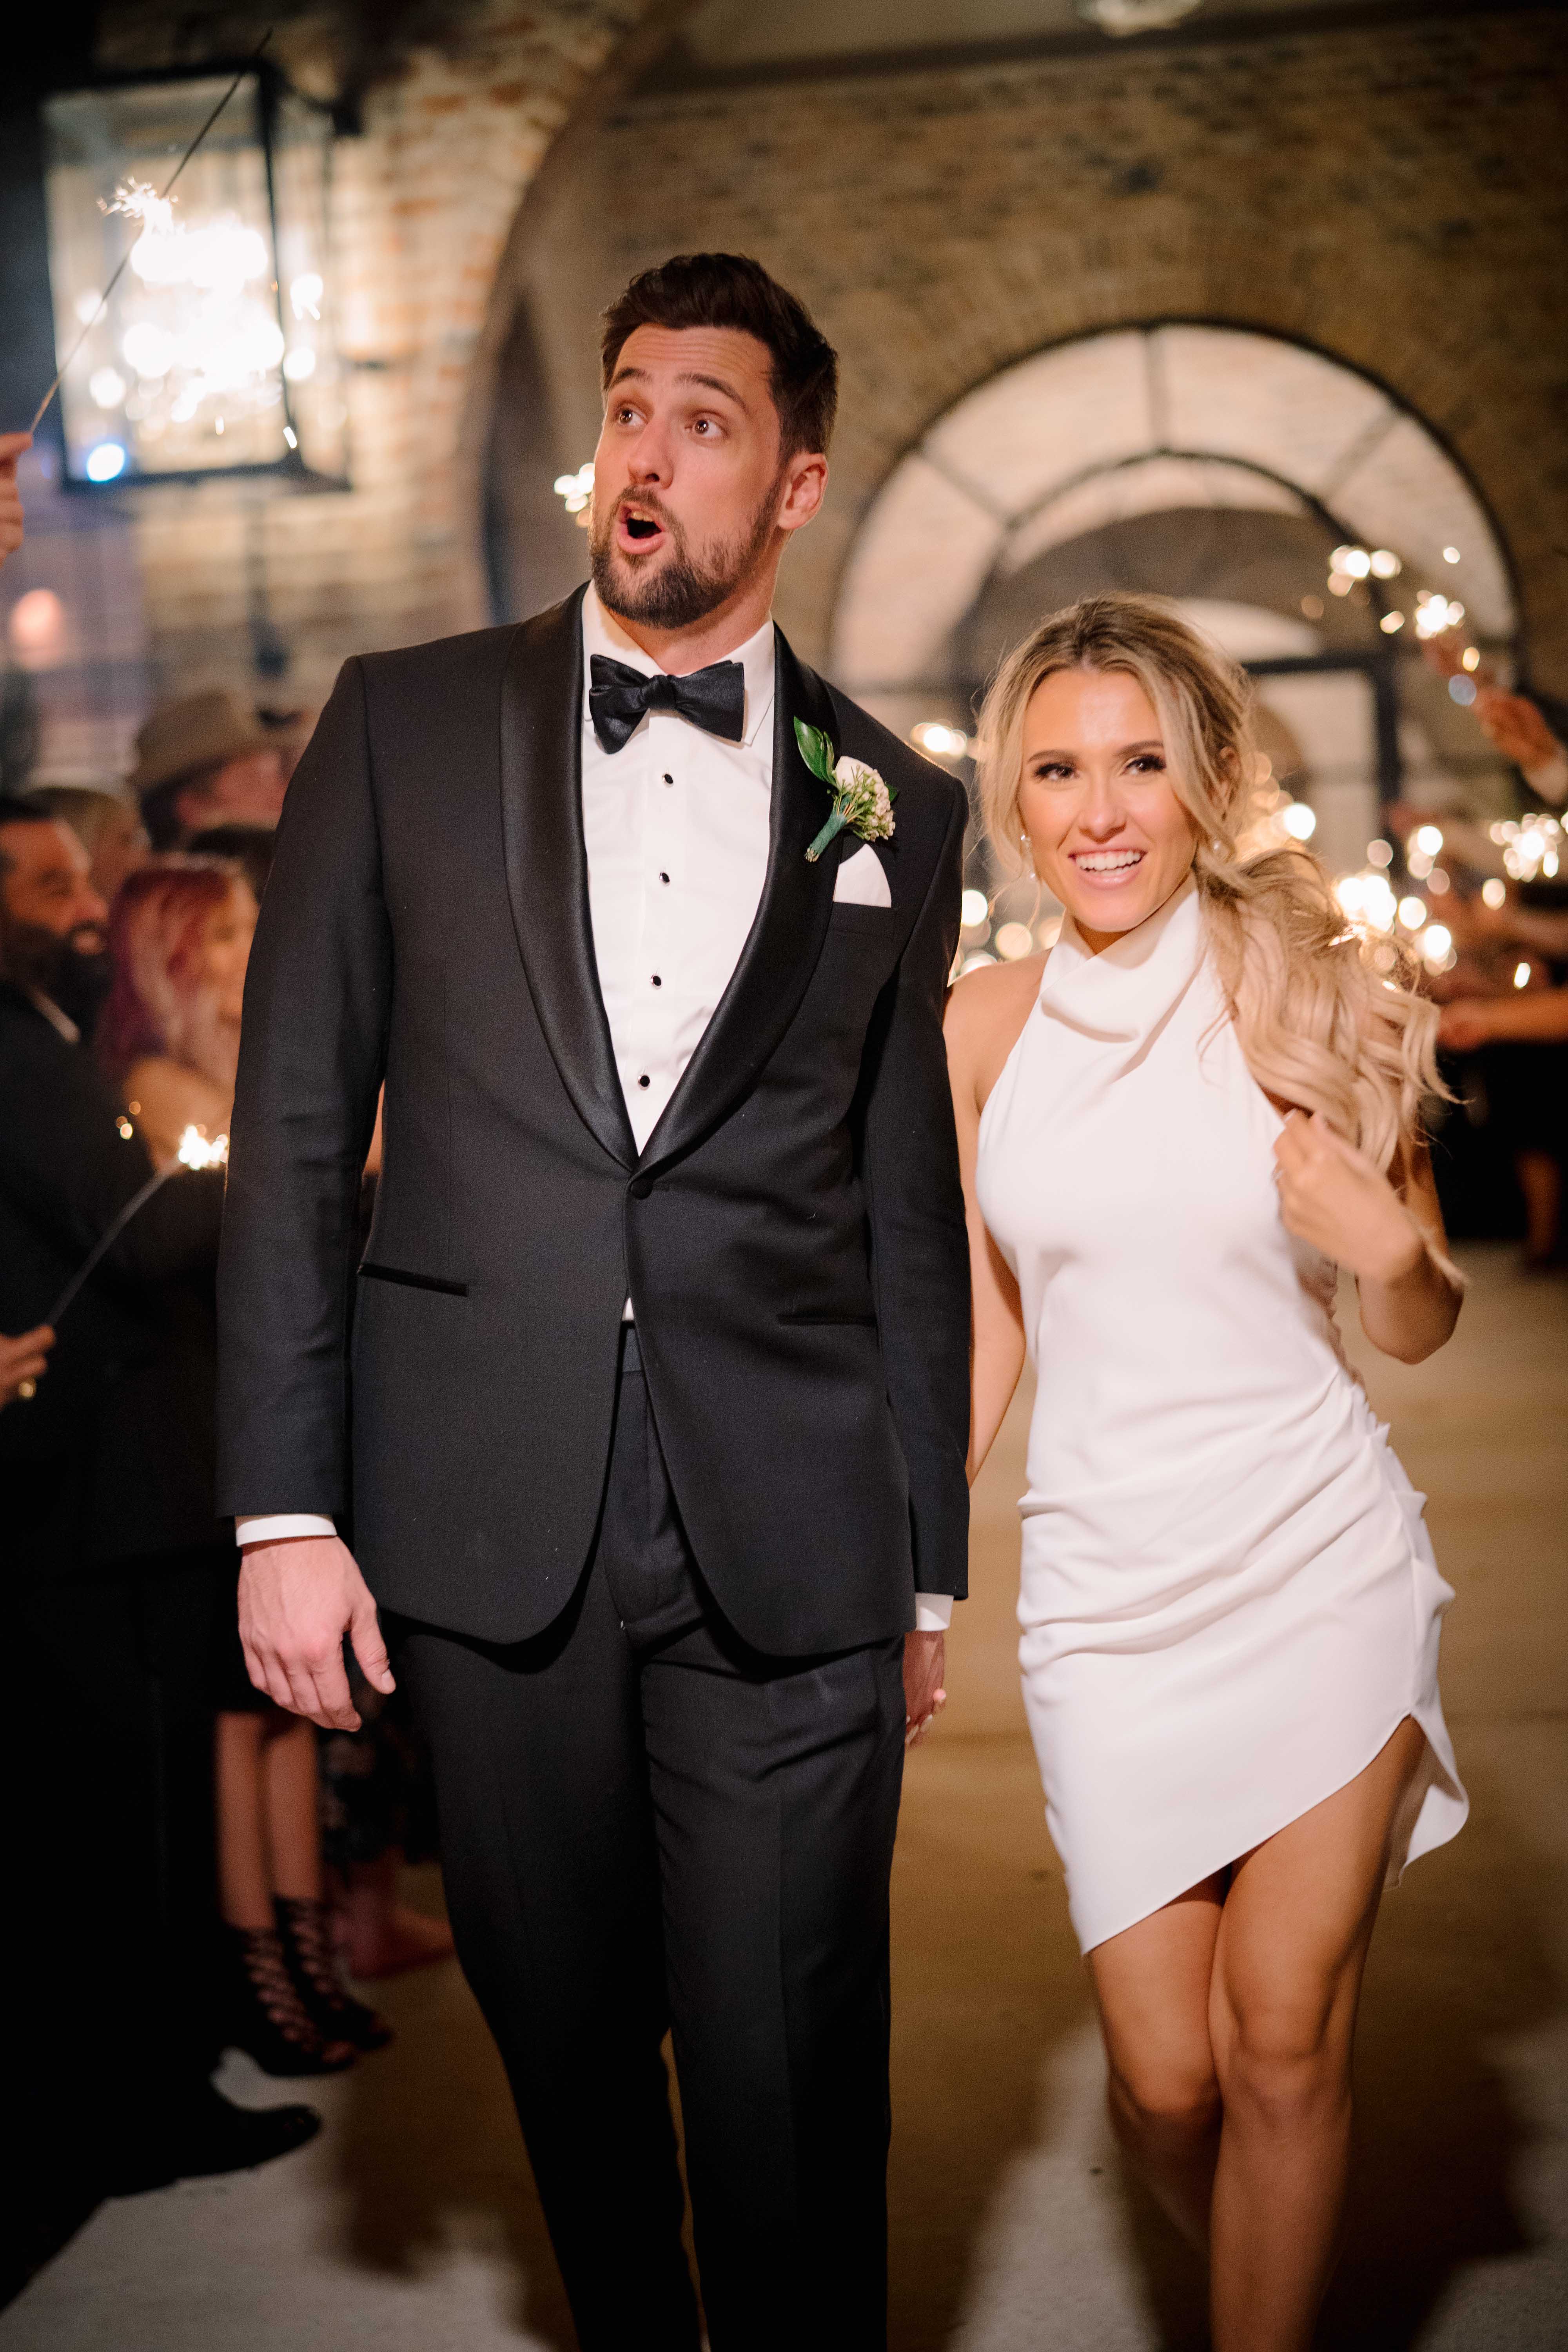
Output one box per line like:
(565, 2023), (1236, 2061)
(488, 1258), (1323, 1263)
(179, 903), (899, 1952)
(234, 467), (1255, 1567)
(27, 30), (272, 434)
(44, 1123), (229, 1330)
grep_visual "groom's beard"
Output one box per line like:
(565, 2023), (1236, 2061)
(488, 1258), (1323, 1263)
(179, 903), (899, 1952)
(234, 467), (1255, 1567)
(589, 475), (783, 633)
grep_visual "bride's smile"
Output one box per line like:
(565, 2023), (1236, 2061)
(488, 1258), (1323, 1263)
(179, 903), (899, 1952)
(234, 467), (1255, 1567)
(1018, 665), (1200, 953)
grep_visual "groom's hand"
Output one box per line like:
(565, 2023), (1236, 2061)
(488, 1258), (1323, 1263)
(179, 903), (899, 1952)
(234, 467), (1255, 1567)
(904, 1629), (947, 1747)
(239, 1534), (396, 1730)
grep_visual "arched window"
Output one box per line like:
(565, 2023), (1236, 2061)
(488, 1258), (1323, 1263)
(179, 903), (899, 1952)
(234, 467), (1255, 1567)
(832, 324), (1518, 882)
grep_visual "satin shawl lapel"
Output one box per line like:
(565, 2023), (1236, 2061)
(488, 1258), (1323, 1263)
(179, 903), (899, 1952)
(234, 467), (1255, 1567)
(499, 589), (637, 1170)
(640, 631), (841, 1176)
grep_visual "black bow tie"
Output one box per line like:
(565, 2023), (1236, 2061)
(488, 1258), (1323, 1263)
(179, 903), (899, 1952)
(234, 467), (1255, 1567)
(588, 653), (746, 756)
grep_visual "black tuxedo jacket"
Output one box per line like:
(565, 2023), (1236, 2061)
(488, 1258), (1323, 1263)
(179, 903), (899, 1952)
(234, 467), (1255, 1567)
(216, 589), (971, 1653)
(0, 984), (227, 1573)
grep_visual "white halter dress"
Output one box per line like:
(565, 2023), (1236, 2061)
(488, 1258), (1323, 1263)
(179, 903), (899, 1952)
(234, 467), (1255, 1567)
(975, 880), (1466, 1954)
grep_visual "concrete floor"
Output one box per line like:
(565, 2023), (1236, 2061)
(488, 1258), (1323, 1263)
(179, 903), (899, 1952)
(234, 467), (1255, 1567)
(5, 1245), (1564, 2348)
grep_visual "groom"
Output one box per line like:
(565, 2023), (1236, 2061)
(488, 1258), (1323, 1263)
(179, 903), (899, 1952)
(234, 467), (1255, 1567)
(217, 252), (969, 2348)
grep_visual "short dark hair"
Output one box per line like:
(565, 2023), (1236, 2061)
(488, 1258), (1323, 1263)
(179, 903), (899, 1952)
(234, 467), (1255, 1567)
(187, 822), (276, 904)
(0, 791), (53, 879)
(601, 253), (838, 459)
(140, 762), (223, 853)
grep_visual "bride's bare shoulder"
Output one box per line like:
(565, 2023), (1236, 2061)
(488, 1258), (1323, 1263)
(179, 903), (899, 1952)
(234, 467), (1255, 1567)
(945, 949), (1046, 1094)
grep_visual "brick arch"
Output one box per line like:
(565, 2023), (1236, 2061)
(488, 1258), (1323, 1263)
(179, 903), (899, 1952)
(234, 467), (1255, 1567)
(829, 319), (1519, 703)
(494, 6), (1561, 686)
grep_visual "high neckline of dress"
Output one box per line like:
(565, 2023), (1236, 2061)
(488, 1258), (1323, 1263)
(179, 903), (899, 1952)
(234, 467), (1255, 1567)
(1036, 873), (1203, 1042)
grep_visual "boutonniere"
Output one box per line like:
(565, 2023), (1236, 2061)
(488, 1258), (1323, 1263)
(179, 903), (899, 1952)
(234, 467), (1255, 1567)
(795, 720), (898, 864)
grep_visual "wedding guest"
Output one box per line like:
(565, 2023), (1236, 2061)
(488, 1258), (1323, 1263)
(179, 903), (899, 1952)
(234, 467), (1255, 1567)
(948, 598), (1467, 2352)
(1439, 985), (1568, 1046)
(0, 1320), (53, 1407)
(127, 690), (287, 852)
(1441, 889), (1568, 1263)
(187, 820), (277, 905)
(25, 775), (149, 902)
(0, 797), (319, 2212)
(0, 430), (27, 565)
(1470, 683), (1568, 807)
(320, 1675), (455, 1978)
(1423, 632), (1568, 809)
(98, 855), (386, 2069)
(99, 858), (256, 1161)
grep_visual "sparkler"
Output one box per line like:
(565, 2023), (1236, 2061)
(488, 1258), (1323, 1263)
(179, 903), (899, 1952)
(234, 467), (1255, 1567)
(44, 1125), (229, 1329)
(27, 28), (274, 435)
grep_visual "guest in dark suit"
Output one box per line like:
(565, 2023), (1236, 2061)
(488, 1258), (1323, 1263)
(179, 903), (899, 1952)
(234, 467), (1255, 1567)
(219, 254), (970, 2350)
(0, 798), (318, 2228)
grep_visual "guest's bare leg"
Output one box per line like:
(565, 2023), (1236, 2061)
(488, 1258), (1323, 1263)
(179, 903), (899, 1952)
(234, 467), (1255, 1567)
(215, 1711), (273, 1929)
(1087, 1878), (1226, 2249)
(1515, 1149), (1561, 1264)
(1207, 1716), (1428, 2352)
(265, 1715), (325, 1902)
(338, 1853), (456, 1977)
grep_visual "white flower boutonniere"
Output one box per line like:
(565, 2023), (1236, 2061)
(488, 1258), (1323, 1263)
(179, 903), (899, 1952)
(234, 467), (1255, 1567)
(795, 720), (898, 864)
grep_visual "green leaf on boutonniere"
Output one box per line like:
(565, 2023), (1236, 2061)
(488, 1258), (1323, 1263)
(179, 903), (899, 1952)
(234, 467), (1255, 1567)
(794, 718), (838, 785)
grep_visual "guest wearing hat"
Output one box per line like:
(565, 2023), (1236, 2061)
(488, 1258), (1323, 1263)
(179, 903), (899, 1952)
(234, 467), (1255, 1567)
(129, 691), (287, 852)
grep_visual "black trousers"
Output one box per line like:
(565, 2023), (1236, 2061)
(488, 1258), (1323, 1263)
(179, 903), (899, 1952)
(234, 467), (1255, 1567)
(394, 1332), (907, 2351)
(9, 1548), (223, 2200)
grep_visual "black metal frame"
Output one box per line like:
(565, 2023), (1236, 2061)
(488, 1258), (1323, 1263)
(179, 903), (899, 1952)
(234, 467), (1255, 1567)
(44, 55), (348, 497)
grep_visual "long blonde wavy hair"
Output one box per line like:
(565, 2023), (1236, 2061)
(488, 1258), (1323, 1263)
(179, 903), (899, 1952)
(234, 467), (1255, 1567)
(976, 594), (1442, 1174)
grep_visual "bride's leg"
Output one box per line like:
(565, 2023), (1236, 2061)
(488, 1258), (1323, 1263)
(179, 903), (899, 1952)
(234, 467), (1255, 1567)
(1207, 1715), (1428, 2352)
(1086, 1878), (1227, 2250)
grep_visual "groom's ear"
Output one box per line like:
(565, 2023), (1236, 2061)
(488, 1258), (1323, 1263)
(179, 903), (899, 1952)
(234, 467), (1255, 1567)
(776, 451), (828, 537)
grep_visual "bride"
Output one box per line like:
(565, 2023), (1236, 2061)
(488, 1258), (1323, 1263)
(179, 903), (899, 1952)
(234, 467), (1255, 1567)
(945, 595), (1468, 2352)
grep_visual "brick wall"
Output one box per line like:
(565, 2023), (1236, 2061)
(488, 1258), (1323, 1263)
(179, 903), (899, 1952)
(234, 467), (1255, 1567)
(49, 3), (1568, 712)
(511, 5), (1568, 685)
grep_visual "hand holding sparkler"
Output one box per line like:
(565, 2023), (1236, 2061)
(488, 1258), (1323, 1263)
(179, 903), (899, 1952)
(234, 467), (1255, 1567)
(44, 1122), (229, 1330)
(1, 1325), (54, 1409)
(25, 29), (272, 437)
(0, 433), (30, 566)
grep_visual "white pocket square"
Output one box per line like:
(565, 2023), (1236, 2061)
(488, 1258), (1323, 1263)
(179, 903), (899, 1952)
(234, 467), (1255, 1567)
(833, 844), (892, 908)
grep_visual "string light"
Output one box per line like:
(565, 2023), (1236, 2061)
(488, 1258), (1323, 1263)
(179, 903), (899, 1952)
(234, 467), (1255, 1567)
(553, 461), (595, 514)
(911, 722), (970, 758)
(1415, 591), (1465, 639)
(1335, 870), (1398, 936)
(1490, 814), (1564, 882)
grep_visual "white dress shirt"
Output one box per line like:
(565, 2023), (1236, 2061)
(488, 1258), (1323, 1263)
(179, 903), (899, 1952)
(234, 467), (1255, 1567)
(239, 589), (951, 1632)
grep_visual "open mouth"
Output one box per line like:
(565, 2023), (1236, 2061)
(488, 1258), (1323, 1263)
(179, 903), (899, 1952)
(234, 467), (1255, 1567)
(1071, 848), (1145, 878)
(617, 503), (668, 552)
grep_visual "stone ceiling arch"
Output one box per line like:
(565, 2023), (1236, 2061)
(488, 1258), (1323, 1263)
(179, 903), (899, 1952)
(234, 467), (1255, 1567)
(831, 321), (1519, 703)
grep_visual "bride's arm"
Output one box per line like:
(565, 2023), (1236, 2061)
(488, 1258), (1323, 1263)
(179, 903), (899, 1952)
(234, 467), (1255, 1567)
(944, 974), (1028, 1482)
(1274, 1112), (1463, 1365)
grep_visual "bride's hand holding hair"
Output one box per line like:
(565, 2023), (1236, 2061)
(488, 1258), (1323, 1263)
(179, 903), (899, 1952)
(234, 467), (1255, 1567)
(1273, 1109), (1461, 1363)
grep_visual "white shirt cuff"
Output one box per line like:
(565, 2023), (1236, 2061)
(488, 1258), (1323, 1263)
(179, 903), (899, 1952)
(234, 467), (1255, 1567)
(236, 1513), (336, 1548)
(1523, 748), (1568, 806)
(913, 1591), (953, 1632)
